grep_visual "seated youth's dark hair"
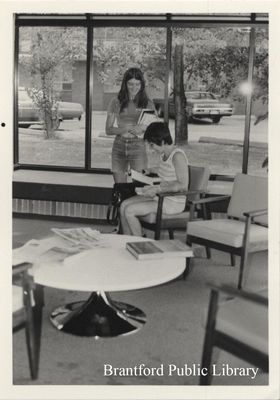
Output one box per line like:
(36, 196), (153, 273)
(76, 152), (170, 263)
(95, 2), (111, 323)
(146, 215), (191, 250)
(143, 122), (173, 145)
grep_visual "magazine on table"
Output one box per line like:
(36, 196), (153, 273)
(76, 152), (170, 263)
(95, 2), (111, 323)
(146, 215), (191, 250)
(51, 227), (108, 248)
(13, 238), (85, 266)
(126, 239), (193, 260)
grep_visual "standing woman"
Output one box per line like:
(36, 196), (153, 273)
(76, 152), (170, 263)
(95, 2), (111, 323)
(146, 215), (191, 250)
(106, 68), (155, 183)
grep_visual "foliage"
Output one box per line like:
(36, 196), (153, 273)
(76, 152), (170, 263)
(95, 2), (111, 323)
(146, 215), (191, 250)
(19, 27), (86, 138)
(93, 27), (166, 87)
(93, 26), (268, 104)
(19, 25), (268, 140)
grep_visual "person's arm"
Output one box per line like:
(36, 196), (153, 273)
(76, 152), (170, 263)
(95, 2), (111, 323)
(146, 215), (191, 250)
(105, 98), (132, 136)
(105, 112), (132, 136)
(159, 152), (189, 193)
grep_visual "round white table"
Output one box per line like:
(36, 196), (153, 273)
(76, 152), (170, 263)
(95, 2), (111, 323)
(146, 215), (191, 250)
(33, 234), (192, 338)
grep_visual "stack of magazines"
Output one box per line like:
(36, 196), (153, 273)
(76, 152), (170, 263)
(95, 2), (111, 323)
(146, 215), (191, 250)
(51, 227), (108, 249)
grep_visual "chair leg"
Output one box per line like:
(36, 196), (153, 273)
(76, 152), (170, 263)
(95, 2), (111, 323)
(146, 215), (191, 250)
(230, 253), (236, 266)
(168, 229), (174, 240)
(200, 290), (219, 385)
(25, 287), (44, 380)
(205, 247), (211, 259)
(238, 252), (248, 290)
(25, 310), (41, 379)
(183, 257), (192, 280)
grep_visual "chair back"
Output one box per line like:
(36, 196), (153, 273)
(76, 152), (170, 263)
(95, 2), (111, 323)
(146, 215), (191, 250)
(187, 165), (210, 201)
(227, 173), (268, 222)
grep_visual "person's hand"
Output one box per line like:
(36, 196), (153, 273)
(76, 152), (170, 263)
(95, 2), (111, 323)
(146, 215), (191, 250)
(159, 181), (169, 191)
(128, 124), (146, 137)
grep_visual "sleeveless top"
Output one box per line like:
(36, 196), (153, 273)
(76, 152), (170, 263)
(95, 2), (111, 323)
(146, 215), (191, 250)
(107, 97), (154, 130)
(158, 147), (189, 206)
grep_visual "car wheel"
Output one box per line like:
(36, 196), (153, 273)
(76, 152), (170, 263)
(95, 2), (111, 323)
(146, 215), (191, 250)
(212, 116), (221, 123)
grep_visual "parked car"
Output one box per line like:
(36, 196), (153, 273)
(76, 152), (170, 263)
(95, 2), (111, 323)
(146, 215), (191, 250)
(18, 87), (84, 128)
(153, 91), (234, 123)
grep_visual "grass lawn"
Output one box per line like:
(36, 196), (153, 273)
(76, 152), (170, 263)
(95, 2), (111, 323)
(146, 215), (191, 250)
(18, 130), (267, 176)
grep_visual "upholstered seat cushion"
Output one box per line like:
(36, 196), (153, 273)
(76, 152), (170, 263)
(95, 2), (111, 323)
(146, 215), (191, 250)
(216, 294), (268, 353)
(139, 211), (191, 225)
(187, 219), (268, 248)
(13, 285), (23, 312)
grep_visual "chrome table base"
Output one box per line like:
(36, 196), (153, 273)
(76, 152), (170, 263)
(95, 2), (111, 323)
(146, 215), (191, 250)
(50, 291), (146, 337)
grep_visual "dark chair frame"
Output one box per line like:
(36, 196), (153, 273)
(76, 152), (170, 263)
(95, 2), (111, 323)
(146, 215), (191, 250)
(200, 284), (268, 385)
(186, 195), (268, 289)
(140, 189), (208, 240)
(13, 262), (44, 380)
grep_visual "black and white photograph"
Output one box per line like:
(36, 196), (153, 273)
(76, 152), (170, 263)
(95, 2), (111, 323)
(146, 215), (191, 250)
(0, 1), (279, 399)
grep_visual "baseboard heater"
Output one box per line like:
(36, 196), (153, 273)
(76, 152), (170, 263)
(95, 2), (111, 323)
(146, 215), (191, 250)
(13, 199), (108, 221)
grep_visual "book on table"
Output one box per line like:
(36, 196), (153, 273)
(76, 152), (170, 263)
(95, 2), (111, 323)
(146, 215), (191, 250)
(126, 239), (193, 260)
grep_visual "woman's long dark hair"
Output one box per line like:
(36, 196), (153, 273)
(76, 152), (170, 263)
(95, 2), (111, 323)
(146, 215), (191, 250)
(118, 68), (149, 112)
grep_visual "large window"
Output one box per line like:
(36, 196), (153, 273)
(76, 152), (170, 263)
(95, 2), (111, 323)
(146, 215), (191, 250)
(171, 26), (267, 176)
(91, 26), (167, 170)
(15, 14), (268, 177)
(17, 26), (87, 167)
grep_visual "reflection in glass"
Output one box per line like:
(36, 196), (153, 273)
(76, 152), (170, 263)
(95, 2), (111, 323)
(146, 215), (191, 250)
(171, 27), (254, 176)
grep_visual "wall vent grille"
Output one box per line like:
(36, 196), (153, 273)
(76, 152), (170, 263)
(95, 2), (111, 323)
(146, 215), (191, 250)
(13, 199), (108, 220)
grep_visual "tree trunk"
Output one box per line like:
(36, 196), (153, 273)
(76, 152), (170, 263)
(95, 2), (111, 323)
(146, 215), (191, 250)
(174, 45), (188, 144)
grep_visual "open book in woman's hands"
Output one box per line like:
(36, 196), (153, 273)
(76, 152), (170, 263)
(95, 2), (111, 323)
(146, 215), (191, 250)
(137, 109), (160, 126)
(130, 169), (161, 185)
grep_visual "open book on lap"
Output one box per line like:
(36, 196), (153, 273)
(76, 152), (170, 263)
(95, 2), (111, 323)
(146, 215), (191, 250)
(130, 169), (161, 186)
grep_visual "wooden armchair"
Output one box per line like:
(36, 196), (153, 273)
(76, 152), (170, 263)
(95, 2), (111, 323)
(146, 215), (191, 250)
(200, 284), (268, 385)
(13, 262), (44, 380)
(139, 165), (210, 240)
(186, 173), (268, 289)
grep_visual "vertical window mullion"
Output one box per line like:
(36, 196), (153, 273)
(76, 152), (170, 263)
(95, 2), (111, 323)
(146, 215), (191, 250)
(14, 22), (19, 165)
(85, 14), (93, 170)
(242, 26), (256, 174)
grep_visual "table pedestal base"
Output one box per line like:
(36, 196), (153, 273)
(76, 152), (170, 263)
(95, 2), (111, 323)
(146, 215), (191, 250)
(50, 291), (146, 337)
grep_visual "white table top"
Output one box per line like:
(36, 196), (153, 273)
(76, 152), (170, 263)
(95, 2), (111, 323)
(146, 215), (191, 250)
(32, 234), (191, 292)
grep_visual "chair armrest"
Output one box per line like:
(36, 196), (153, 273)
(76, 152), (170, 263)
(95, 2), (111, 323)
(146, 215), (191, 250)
(156, 189), (207, 198)
(12, 262), (32, 276)
(206, 282), (268, 306)
(187, 195), (231, 206)
(243, 209), (268, 218)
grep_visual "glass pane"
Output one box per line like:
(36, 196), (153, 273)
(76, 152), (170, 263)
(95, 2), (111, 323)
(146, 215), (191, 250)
(248, 27), (268, 176)
(18, 26), (87, 166)
(91, 27), (167, 170)
(170, 27), (252, 176)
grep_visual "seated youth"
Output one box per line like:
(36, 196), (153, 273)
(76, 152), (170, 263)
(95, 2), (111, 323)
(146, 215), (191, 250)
(120, 122), (189, 236)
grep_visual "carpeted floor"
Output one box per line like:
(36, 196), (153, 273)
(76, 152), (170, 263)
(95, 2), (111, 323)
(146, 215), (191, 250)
(13, 218), (268, 386)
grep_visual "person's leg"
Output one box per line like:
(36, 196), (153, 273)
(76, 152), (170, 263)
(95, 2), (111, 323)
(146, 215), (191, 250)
(128, 139), (147, 173)
(120, 195), (148, 235)
(124, 198), (159, 236)
(111, 137), (128, 183)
